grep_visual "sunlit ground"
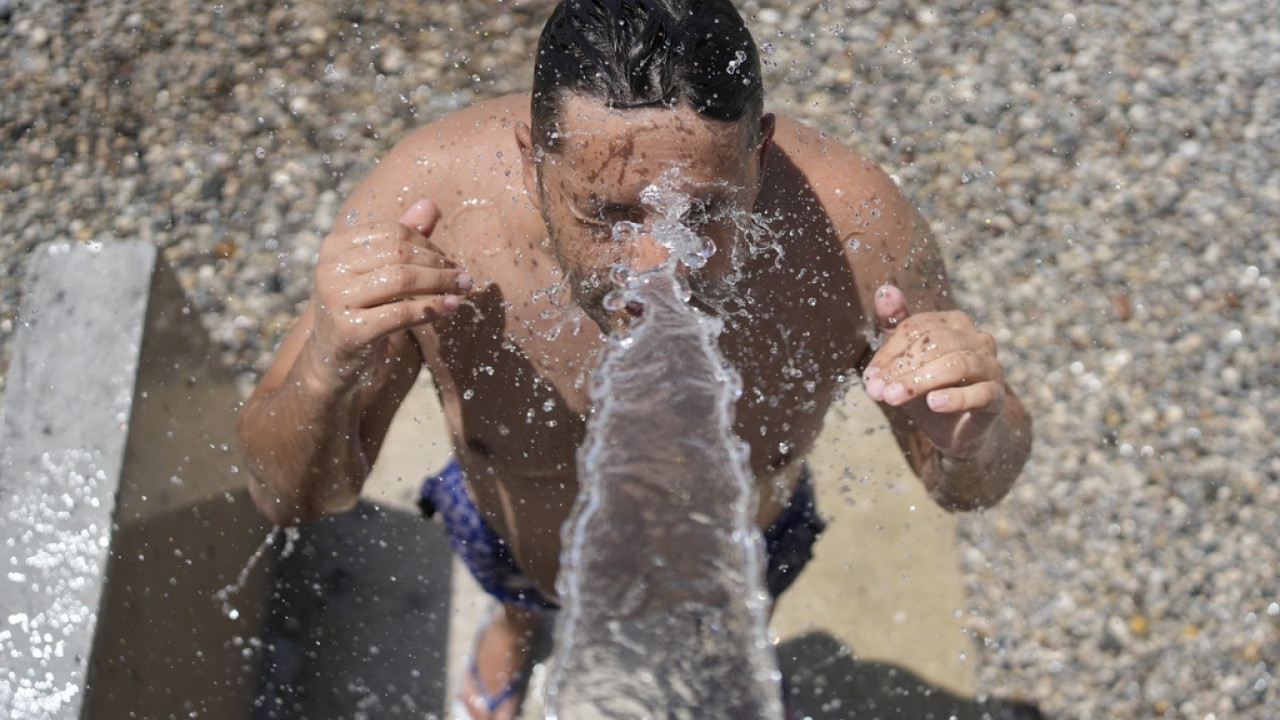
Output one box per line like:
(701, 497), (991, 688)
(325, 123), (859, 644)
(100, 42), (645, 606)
(2, 1), (1276, 717)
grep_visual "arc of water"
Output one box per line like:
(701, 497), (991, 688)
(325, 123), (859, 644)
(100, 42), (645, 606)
(547, 269), (782, 720)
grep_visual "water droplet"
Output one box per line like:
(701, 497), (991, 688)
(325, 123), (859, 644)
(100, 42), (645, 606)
(608, 263), (634, 286)
(603, 290), (628, 313)
(611, 220), (642, 243)
(726, 49), (747, 75)
(681, 251), (708, 270)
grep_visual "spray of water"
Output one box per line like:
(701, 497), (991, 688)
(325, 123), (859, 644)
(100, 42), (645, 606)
(214, 525), (298, 620)
(546, 181), (783, 719)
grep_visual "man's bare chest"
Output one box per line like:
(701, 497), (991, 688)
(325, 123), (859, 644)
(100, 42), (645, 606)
(417, 277), (869, 482)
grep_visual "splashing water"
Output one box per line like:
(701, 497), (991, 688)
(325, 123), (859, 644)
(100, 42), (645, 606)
(639, 177), (720, 271)
(213, 525), (298, 620)
(546, 185), (782, 719)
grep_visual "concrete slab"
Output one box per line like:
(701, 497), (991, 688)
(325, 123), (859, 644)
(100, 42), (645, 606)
(0, 241), (270, 719)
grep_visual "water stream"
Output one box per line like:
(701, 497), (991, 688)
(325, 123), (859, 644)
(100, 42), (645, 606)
(546, 257), (782, 719)
(214, 525), (298, 621)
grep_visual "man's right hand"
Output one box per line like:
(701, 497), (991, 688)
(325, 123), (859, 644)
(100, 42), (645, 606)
(306, 199), (472, 387)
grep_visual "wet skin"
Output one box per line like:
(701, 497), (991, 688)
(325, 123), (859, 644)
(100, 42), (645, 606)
(240, 93), (1031, 604)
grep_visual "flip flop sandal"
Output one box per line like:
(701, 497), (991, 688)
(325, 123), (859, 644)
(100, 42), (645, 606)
(453, 606), (553, 719)
(453, 664), (524, 719)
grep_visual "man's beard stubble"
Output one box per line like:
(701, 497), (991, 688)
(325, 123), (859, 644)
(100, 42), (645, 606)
(562, 259), (743, 336)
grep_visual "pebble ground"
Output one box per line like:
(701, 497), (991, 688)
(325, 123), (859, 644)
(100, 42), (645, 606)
(2, 1), (1276, 718)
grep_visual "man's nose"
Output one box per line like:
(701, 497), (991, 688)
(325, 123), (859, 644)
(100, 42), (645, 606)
(626, 228), (668, 273)
(621, 225), (693, 278)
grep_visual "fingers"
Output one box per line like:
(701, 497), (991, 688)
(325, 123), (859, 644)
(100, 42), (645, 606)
(924, 380), (1005, 416)
(874, 284), (910, 331)
(867, 311), (983, 378)
(313, 200), (472, 347)
(398, 199), (440, 235)
(867, 349), (1004, 412)
(333, 294), (466, 337)
(863, 291), (1003, 415)
(337, 264), (473, 310)
(323, 199), (444, 265)
(313, 277), (470, 363)
(327, 231), (457, 276)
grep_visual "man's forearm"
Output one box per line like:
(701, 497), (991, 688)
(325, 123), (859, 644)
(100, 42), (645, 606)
(923, 394), (1033, 511)
(238, 347), (370, 525)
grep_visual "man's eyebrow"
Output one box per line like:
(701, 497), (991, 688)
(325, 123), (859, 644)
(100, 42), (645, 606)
(567, 197), (639, 225)
(574, 197), (640, 214)
(565, 200), (601, 222)
(685, 189), (733, 211)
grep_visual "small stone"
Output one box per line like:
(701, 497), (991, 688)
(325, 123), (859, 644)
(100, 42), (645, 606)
(1128, 614), (1149, 636)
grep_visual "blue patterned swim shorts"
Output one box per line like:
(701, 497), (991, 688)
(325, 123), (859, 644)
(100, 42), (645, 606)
(419, 459), (826, 609)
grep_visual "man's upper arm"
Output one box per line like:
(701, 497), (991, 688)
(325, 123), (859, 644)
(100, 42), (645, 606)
(835, 162), (958, 322)
(772, 117), (958, 324)
(806, 135), (961, 472)
(245, 118), (455, 455)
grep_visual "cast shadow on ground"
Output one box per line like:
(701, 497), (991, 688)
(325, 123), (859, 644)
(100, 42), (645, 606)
(251, 502), (1044, 720)
(778, 631), (1045, 720)
(255, 502), (453, 719)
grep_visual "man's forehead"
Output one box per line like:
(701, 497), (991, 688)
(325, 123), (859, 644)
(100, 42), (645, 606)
(542, 95), (756, 199)
(554, 94), (752, 154)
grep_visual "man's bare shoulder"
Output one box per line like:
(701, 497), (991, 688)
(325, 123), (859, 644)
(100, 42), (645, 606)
(765, 113), (948, 312)
(398, 93), (532, 156)
(767, 114), (904, 217)
(341, 94), (532, 225)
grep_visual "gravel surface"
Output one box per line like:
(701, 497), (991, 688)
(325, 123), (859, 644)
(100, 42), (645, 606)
(2, 0), (1277, 718)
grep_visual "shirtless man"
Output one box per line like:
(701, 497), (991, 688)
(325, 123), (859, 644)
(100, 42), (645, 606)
(238, 1), (1032, 717)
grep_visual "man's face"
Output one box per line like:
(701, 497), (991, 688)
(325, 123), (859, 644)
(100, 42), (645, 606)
(520, 94), (771, 333)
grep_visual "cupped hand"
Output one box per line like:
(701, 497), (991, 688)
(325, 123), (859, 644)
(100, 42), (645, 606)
(308, 199), (472, 382)
(862, 285), (1005, 458)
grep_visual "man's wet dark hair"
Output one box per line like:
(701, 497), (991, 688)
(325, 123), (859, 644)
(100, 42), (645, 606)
(530, 0), (764, 152)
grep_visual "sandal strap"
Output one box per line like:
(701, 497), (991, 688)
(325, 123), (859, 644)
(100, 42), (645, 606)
(468, 660), (524, 713)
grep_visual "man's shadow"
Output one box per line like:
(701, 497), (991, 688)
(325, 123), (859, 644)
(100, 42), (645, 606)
(778, 631), (1045, 720)
(255, 502), (454, 720)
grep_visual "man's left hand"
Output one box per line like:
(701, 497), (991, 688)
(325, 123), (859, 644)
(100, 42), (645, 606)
(862, 285), (1006, 459)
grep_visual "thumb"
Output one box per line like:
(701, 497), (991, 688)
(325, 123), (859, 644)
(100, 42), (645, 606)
(398, 199), (439, 235)
(874, 284), (910, 332)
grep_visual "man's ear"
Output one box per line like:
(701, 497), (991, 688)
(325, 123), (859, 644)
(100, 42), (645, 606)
(515, 121), (542, 211)
(756, 113), (777, 173)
